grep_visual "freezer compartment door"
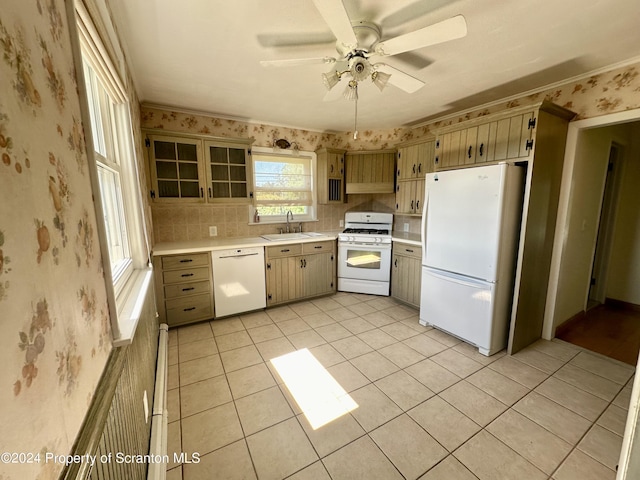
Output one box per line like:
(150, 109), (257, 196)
(419, 267), (503, 354)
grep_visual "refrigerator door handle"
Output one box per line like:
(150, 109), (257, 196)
(425, 268), (490, 289)
(421, 184), (430, 260)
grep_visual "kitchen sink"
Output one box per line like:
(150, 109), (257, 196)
(261, 233), (310, 241)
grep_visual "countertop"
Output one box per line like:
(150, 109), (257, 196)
(153, 231), (340, 256)
(153, 230), (422, 256)
(391, 231), (422, 246)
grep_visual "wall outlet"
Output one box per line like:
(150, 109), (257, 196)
(339, 220), (344, 227)
(403, 223), (409, 232)
(209, 226), (218, 236)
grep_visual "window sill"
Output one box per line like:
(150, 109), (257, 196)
(112, 266), (154, 347)
(248, 219), (318, 226)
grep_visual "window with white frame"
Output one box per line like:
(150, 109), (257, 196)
(251, 148), (317, 223)
(75, 1), (150, 342)
(82, 59), (132, 285)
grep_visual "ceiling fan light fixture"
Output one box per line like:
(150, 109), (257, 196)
(371, 70), (391, 91)
(344, 80), (358, 101)
(322, 70), (341, 91)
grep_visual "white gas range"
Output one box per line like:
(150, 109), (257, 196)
(337, 212), (393, 296)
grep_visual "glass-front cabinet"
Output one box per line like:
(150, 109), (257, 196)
(146, 132), (252, 204)
(204, 141), (250, 202)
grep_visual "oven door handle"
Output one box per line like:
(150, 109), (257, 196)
(338, 243), (391, 251)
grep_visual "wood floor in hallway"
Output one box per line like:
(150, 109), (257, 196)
(557, 302), (640, 366)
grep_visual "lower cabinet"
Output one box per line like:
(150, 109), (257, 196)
(265, 241), (336, 306)
(153, 252), (215, 327)
(391, 242), (422, 307)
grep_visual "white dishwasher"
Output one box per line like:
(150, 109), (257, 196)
(211, 247), (266, 317)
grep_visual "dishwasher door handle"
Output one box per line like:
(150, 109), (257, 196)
(216, 252), (260, 259)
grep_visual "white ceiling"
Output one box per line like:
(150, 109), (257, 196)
(108, 0), (640, 132)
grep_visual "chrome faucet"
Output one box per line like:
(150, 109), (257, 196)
(286, 210), (293, 233)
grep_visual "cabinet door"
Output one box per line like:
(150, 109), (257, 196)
(414, 179), (425, 215)
(475, 123), (490, 163)
(418, 141), (435, 175)
(397, 145), (418, 180)
(148, 135), (203, 202)
(204, 141), (251, 203)
(303, 252), (335, 298)
(395, 181), (416, 214)
(317, 149), (345, 204)
(464, 127), (478, 165)
(266, 256), (302, 305)
(391, 254), (409, 303)
(406, 256), (422, 307)
(327, 152), (343, 178)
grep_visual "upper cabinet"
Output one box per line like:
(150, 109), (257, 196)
(145, 131), (253, 203)
(345, 149), (396, 194)
(395, 139), (434, 215)
(204, 140), (251, 203)
(434, 110), (536, 170)
(316, 147), (346, 204)
(148, 134), (203, 200)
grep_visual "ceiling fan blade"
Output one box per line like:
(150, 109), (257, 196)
(311, 0), (357, 49)
(257, 31), (335, 48)
(260, 57), (336, 68)
(381, 0), (456, 29)
(374, 64), (425, 93)
(374, 15), (467, 57)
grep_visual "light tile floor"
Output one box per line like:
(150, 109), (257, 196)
(165, 292), (635, 480)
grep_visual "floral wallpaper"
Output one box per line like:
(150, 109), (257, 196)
(0, 0), (148, 478)
(142, 60), (640, 243)
(408, 63), (640, 140)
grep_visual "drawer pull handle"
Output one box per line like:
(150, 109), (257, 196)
(281, 249), (290, 253)
(182, 287), (195, 291)
(406, 249), (414, 253)
(179, 259), (193, 263)
(181, 273), (194, 277)
(479, 143), (484, 157)
(183, 307), (196, 312)
(314, 245), (322, 249)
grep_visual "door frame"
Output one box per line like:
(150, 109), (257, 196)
(542, 107), (640, 480)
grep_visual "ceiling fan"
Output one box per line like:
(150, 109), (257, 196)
(259, 0), (467, 101)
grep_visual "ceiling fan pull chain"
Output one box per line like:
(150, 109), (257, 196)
(353, 92), (358, 140)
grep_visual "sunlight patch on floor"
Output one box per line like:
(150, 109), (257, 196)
(271, 348), (358, 430)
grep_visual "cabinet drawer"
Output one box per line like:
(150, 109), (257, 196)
(162, 253), (210, 270)
(163, 266), (210, 284)
(303, 241), (334, 254)
(164, 280), (211, 299)
(266, 244), (303, 258)
(393, 243), (422, 259)
(166, 294), (213, 324)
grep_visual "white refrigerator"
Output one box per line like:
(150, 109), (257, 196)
(419, 163), (524, 355)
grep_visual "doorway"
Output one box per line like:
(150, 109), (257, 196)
(587, 142), (622, 309)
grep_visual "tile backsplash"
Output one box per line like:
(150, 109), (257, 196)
(152, 194), (397, 243)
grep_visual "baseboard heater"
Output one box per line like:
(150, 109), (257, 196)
(147, 324), (169, 480)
